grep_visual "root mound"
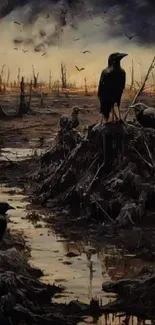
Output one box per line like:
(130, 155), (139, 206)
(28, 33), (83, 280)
(33, 121), (155, 228)
(102, 268), (155, 318)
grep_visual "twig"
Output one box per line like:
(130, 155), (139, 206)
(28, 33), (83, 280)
(91, 194), (115, 224)
(85, 162), (104, 194)
(124, 56), (155, 120)
(63, 153), (99, 201)
(144, 140), (155, 169)
(132, 147), (153, 168)
(6, 124), (42, 132)
(1, 155), (15, 164)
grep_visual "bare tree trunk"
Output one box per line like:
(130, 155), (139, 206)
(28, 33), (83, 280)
(130, 59), (134, 91)
(29, 79), (32, 107)
(17, 67), (20, 86)
(60, 63), (67, 90)
(152, 72), (155, 91)
(19, 76), (25, 115)
(6, 68), (10, 87)
(32, 65), (39, 88)
(49, 70), (52, 90)
(84, 77), (88, 95)
(40, 91), (44, 106)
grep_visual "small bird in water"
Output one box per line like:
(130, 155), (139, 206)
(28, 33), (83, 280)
(60, 106), (82, 130)
(130, 102), (155, 129)
(98, 52), (128, 124)
(0, 203), (15, 241)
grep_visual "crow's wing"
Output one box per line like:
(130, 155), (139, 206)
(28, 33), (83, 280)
(97, 68), (110, 98)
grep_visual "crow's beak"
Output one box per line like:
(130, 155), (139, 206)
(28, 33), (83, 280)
(8, 205), (15, 210)
(119, 53), (128, 59)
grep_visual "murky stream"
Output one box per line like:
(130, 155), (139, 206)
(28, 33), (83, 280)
(1, 148), (155, 324)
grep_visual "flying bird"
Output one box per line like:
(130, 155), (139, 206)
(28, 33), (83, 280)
(73, 38), (80, 41)
(95, 23), (100, 27)
(75, 65), (85, 71)
(23, 50), (28, 53)
(130, 103), (155, 129)
(98, 52), (128, 124)
(81, 50), (90, 54)
(125, 33), (138, 40)
(42, 53), (46, 56)
(14, 21), (21, 25)
(14, 48), (18, 50)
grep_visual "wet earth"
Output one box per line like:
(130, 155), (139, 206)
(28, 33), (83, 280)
(1, 147), (155, 325)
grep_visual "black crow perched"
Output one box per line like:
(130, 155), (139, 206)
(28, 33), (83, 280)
(130, 102), (155, 129)
(60, 106), (82, 130)
(0, 203), (15, 241)
(98, 52), (128, 124)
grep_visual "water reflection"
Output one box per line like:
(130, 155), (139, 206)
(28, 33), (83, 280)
(1, 184), (155, 320)
(79, 314), (155, 325)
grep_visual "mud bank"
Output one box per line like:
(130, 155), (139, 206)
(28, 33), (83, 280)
(34, 121), (155, 230)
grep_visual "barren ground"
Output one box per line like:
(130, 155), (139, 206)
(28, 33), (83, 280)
(1, 91), (155, 323)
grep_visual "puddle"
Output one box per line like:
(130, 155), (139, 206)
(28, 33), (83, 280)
(0, 147), (45, 161)
(1, 150), (155, 323)
(1, 184), (155, 308)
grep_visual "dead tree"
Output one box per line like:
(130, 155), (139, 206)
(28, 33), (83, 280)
(32, 65), (39, 88)
(84, 77), (88, 95)
(57, 80), (60, 96)
(130, 59), (134, 91)
(124, 56), (155, 120)
(17, 67), (20, 86)
(60, 63), (67, 90)
(18, 76), (25, 115)
(152, 72), (155, 91)
(0, 65), (5, 92)
(29, 79), (32, 107)
(40, 91), (44, 106)
(6, 68), (10, 87)
(49, 70), (52, 90)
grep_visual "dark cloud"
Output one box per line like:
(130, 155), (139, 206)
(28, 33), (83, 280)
(0, 0), (155, 44)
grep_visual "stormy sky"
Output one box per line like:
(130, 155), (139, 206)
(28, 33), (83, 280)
(0, 0), (154, 85)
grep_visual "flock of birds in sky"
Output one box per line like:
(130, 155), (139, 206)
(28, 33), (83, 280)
(11, 1), (152, 73)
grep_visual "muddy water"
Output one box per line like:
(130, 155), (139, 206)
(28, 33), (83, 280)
(1, 149), (155, 324)
(1, 184), (155, 307)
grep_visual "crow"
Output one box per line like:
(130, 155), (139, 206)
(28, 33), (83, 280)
(130, 103), (155, 129)
(75, 65), (85, 71)
(0, 203), (15, 241)
(98, 52), (128, 124)
(60, 106), (82, 130)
